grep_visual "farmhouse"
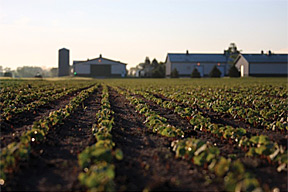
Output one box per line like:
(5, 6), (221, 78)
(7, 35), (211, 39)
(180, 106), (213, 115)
(73, 55), (127, 78)
(234, 52), (288, 77)
(165, 51), (230, 77)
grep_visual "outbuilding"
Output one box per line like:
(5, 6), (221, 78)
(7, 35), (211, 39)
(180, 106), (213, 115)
(234, 52), (288, 77)
(73, 55), (127, 78)
(165, 52), (230, 77)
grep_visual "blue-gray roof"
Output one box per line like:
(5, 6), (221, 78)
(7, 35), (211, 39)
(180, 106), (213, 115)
(242, 54), (288, 63)
(167, 53), (228, 63)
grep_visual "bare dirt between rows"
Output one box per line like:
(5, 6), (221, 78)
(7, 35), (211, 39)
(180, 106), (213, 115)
(3, 87), (102, 192)
(135, 94), (240, 158)
(0, 86), (93, 149)
(142, 92), (287, 191)
(108, 87), (222, 191)
(153, 92), (287, 146)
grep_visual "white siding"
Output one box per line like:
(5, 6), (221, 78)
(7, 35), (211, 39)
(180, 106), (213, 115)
(250, 63), (287, 74)
(111, 64), (126, 75)
(217, 66), (225, 77)
(225, 63), (231, 74)
(75, 63), (90, 74)
(172, 63), (194, 75)
(166, 57), (172, 76)
(235, 56), (249, 76)
(74, 57), (127, 77)
(195, 66), (204, 76)
(203, 64), (215, 76)
(170, 62), (227, 76)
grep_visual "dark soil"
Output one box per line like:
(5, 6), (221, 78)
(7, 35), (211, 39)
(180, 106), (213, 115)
(3, 87), (102, 192)
(108, 87), (222, 191)
(143, 92), (288, 191)
(136, 94), (240, 158)
(152, 92), (287, 146)
(0, 86), (93, 149)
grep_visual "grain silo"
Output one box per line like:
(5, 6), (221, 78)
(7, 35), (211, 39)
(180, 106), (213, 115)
(58, 48), (70, 77)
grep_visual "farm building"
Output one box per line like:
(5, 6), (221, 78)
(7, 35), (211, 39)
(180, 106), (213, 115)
(73, 55), (127, 78)
(234, 52), (288, 77)
(165, 51), (230, 77)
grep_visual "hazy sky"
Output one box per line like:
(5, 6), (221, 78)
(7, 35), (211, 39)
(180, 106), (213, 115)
(0, 0), (287, 70)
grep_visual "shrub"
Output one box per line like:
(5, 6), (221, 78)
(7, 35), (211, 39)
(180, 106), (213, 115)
(171, 68), (179, 78)
(191, 68), (201, 78)
(4, 72), (12, 77)
(209, 66), (222, 78)
(229, 65), (240, 77)
(152, 64), (165, 78)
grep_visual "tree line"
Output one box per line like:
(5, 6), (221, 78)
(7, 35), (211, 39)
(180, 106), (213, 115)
(0, 66), (58, 78)
(128, 57), (166, 78)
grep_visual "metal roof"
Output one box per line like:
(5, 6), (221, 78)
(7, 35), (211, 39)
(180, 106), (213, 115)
(167, 53), (228, 63)
(242, 54), (288, 63)
(73, 56), (127, 65)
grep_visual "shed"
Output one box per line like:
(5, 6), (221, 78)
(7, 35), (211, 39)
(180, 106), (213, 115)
(73, 55), (127, 78)
(234, 52), (288, 77)
(165, 52), (230, 77)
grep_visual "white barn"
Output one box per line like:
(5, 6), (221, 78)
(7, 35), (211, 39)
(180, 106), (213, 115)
(73, 55), (127, 78)
(165, 52), (230, 77)
(234, 52), (288, 77)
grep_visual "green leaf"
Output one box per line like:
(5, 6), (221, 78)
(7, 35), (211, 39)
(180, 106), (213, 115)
(115, 149), (123, 161)
(214, 157), (231, 177)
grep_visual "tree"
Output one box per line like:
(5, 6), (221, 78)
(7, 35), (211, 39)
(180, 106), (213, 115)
(16, 66), (43, 77)
(4, 67), (11, 72)
(229, 65), (240, 77)
(152, 62), (165, 78)
(226, 42), (240, 54)
(224, 43), (241, 67)
(171, 68), (179, 78)
(50, 68), (58, 77)
(151, 58), (158, 68)
(191, 68), (201, 78)
(4, 72), (12, 77)
(145, 57), (151, 65)
(209, 65), (222, 77)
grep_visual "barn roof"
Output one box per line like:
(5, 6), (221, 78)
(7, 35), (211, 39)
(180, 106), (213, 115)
(73, 55), (127, 65)
(167, 53), (228, 63)
(242, 54), (288, 63)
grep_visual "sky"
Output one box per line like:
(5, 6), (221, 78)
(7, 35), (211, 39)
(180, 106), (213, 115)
(0, 0), (287, 70)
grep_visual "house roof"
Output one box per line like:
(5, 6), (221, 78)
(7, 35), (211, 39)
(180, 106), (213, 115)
(73, 55), (127, 65)
(241, 54), (288, 63)
(167, 53), (228, 63)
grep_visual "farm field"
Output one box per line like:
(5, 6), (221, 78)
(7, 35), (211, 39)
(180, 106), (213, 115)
(0, 78), (287, 191)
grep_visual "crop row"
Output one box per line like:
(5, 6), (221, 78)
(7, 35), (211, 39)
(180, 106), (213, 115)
(0, 81), (55, 102)
(1, 87), (84, 123)
(218, 85), (287, 98)
(133, 89), (287, 174)
(0, 80), (91, 103)
(1, 81), (95, 123)
(185, 90), (286, 131)
(77, 85), (123, 192)
(1, 87), (65, 109)
(0, 84), (99, 186)
(146, 87), (287, 132)
(113, 87), (263, 191)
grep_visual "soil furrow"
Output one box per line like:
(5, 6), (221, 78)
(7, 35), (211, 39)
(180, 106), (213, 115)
(108, 87), (222, 191)
(3, 86), (102, 192)
(135, 94), (241, 158)
(1, 85), (94, 149)
(152, 92), (287, 145)
(145, 93), (287, 191)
